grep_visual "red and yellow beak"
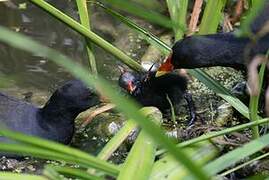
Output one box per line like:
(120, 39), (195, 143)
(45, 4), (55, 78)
(156, 53), (174, 77)
(127, 81), (136, 94)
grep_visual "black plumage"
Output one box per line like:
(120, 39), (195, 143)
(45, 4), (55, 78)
(0, 80), (100, 145)
(158, 2), (269, 71)
(119, 70), (187, 113)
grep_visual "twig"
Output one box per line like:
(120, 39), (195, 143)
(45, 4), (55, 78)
(188, 0), (203, 35)
(81, 103), (116, 127)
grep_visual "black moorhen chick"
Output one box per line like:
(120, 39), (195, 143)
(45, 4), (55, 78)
(157, 2), (269, 73)
(0, 80), (100, 145)
(119, 70), (197, 123)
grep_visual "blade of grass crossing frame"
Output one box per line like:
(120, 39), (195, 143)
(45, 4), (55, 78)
(104, 0), (175, 29)
(92, 2), (171, 55)
(45, 165), (103, 180)
(199, 0), (227, 35)
(156, 118), (269, 156)
(117, 107), (162, 180)
(166, 0), (188, 40)
(188, 69), (250, 118)
(76, 0), (98, 75)
(29, 0), (143, 72)
(97, 107), (159, 161)
(0, 172), (47, 180)
(203, 133), (269, 176)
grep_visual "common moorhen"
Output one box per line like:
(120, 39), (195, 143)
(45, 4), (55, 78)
(0, 80), (100, 145)
(119, 70), (197, 124)
(157, 2), (269, 73)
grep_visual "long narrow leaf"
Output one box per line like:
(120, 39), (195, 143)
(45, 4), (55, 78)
(93, 2), (170, 55)
(204, 133), (269, 176)
(0, 140), (119, 176)
(151, 141), (218, 180)
(104, 0), (175, 29)
(97, 107), (157, 161)
(118, 107), (162, 180)
(0, 172), (47, 180)
(76, 0), (98, 75)
(166, 0), (188, 39)
(29, 0), (143, 72)
(156, 118), (269, 156)
(45, 165), (103, 180)
(199, 0), (227, 35)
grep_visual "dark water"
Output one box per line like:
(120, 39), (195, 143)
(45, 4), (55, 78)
(0, 0), (120, 93)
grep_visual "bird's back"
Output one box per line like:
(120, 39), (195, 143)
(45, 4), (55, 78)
(0, 92), (39, 135)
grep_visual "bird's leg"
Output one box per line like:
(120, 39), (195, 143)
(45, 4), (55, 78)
(183, 93), (197, 126)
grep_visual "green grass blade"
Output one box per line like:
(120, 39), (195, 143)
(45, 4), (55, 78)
(156, 118), (269, 156)
(238, 0), (266, 36)
(117, 130), (156, 180)
(166, 0), (188, 40)
(76, 0), (98, 75)
(117, 107), (162, 180)
(0, 128), (119, 176)
(151, 142), (218, 180)
(199, 0), (227, 35)
(0, 140), (119, 176)
(45, 165), (103, 180)
(220, 151), (269, 177)
(249, 62), (266, 139)
(43, 166), (62, 180)
(204, 133), (269, 176)
(0, 172), (47, 180)
(97, 107), (158, 161)
(29, 0), (143, 72)
(97, 120), (137, 161)
(188, 69), (250, 118)
(92, 2), (170, 55)
(104, 0), (174, 29)
(0, 26), (209, 180)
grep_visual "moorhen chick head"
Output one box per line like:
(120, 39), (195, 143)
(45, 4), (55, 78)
(118, 71), (143, 96)
(118, 69), (188, 113)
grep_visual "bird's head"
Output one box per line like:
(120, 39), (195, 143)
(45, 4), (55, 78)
(118, 71), (142, 95)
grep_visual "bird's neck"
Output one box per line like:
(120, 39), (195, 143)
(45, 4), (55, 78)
(38, 99), (78, 126)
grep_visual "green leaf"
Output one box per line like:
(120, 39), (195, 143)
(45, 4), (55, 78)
(188, 69), (250, 119)
(199, 0), (227, 35)
(29, 0), (143, 72)
(151, 142), (218, 180)
(166, 0), (188, 40)
(92, 2), (170, 55)
(104, 0), (175, 29)
(204, 133), (269, 176)
(0, 172), (47, 180)
(118, 107), (162, 180)
(76, 0), (98, 75)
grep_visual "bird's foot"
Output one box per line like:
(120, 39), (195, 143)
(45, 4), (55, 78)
(183, 93), (200, 126)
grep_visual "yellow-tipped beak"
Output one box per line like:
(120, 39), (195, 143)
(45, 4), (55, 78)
(155, 54), (174, 77)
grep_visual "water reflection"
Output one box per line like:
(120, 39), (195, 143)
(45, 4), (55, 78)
(0, 0), (119, 93)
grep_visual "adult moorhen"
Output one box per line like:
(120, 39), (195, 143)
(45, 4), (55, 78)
(157, 2), (269, 73)
(0, 80), (100, 145)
